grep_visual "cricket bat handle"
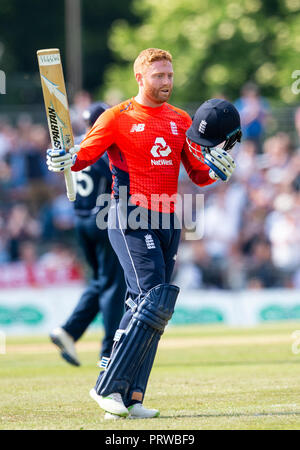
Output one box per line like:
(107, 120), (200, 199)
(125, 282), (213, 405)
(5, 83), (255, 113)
(64, 168), (76, 202)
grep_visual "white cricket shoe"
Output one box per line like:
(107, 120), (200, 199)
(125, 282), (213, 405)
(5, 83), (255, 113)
(89, 388), (128, 417)
(128, 403), (160, 419)
(49, 327), (80, 367)
(104, 403), (160, 420)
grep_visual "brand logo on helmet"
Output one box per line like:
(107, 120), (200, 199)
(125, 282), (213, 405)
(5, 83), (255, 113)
(198, 120), (207, 134)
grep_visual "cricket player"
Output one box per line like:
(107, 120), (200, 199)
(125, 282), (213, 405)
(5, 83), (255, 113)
(50, 102), (126, 367)
(47, 48), (241, 419)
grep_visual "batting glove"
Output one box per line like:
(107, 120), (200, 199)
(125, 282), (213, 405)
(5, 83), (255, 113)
(204, 147), (236, 182)
(46, 145), (80, 172)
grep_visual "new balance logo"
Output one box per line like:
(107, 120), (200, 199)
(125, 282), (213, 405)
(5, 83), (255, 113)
(150, 137), (172, 157)
(130, 123), (145, 132)
(145, 234), (156, 249)
(170, 121), (178, 135)
(198, 120), (207, 134)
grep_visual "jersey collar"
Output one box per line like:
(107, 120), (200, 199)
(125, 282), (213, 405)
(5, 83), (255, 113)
(132, 97), (167, 116)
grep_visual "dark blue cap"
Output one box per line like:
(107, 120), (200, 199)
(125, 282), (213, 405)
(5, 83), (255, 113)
(82, 101), (109, 127)
(186, 98), (241, 148)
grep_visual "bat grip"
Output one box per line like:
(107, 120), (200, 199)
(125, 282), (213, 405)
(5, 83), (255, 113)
(64, 168), (76, 202)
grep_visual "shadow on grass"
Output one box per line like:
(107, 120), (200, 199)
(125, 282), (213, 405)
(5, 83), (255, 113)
(160, 411), (300, 419)
(157, 359), (300, 368)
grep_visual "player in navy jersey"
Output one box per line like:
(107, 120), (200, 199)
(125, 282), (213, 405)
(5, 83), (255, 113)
(50, 102), (126, 367)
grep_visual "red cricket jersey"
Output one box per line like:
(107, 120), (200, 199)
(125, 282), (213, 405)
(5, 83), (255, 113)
(72, 97), (215, 212)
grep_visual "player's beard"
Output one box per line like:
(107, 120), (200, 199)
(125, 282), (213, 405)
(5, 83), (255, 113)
(146, 84), (173, 105)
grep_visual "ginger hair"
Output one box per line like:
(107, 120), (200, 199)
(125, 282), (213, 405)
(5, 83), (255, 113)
(133, 48), (172, 75)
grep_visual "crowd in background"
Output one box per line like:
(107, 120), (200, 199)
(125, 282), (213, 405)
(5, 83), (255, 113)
(0, 85), (299, 290)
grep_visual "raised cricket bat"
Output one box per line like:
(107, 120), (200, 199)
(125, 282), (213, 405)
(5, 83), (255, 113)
(37, 48), (76, 202)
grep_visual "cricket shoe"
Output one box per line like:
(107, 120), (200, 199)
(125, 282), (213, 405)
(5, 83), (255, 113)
(89, 388), (129, 417)
(104, 403), (160, 420)
(128, 403), (160, 419)
(49, 327), (80, 367)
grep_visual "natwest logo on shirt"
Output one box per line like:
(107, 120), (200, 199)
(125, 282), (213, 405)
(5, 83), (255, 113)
(150, 137), (171, 157)
(150, 137), (173, 166)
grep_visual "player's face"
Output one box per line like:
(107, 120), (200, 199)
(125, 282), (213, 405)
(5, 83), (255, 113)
(141, 60), (174, 105)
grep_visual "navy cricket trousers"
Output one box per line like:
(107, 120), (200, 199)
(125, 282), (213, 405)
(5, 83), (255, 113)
(63, 213), (126, 358)
(94, 200), (182, 403)
(108, 200), (181, 303)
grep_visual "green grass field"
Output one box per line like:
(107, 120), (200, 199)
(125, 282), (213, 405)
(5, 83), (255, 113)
(1, 321), (300, 430)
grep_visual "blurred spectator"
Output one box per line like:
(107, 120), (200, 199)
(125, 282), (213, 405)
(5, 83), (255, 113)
(0, 212), (9, 263)
(234, 139), (257, 182)
(6, 204), (41, 261)
(0, 121), (14, 160)
(293, 268), (300, 289)
(246, 238), (282, 289)
(286, 150), (300, 192)
(70, 90), (92, 136)
(265, 192), (300, 273)
(262, 132), (292, 186)
(19, 240), (38, 265)
(225, 243), (247, 290)
(235, 82), (269, 152)
(39, 242), (75, 268)
(39, 242), (82, 279)
(199, 184), (244, 261)
(25, 125), (48, 182)
(6, 121), (28, 191)
(25, 124), (51, 213)
(5, 123), (50, 213)
(239, 184), (273, 256)
(50, 194), (76, 244)
(174, 240), (225, 289)
(0, 159), (11, 193)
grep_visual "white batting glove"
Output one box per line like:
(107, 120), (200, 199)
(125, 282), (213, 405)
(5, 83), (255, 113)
(204, 147), (236, 182)
(46, 145), (80, 172)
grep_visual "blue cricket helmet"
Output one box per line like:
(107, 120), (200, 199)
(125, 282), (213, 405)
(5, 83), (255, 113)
(186, 98), (242, 163)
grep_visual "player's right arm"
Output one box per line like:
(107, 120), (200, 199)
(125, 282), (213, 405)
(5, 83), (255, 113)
(46, 108), (116, 173)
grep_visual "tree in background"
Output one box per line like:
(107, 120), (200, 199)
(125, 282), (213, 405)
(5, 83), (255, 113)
(0, 0), (139, 105)
(81, 0), (140, 96)
(100, 0), (300, 106)
(1, 0), (299, 108)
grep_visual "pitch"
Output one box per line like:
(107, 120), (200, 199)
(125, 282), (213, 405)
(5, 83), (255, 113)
(1, 322), (300, 430)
